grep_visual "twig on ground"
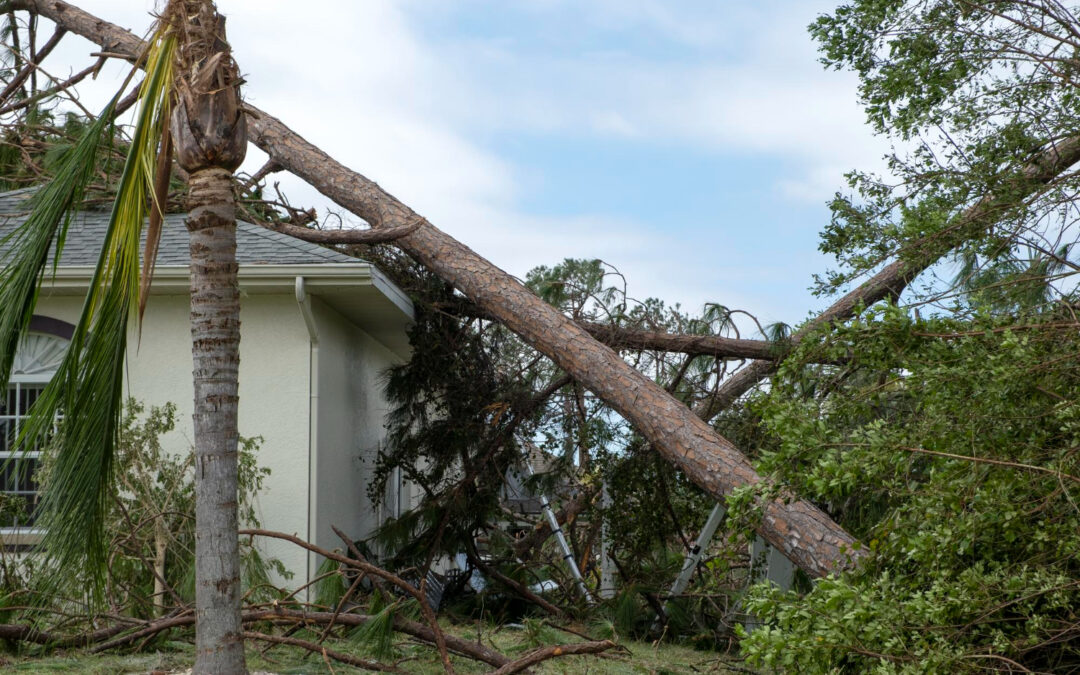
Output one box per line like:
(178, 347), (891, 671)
(243, 630), (403, 673)
(486, 640), (618, 675)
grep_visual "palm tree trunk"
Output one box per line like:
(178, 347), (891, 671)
(186, 166), (245, 673)
(162, 1), (249, 669)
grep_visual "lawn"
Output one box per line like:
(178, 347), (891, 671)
(0, 622), (746, 674)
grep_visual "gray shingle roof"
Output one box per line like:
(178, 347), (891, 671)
(0, 188), (358, 266)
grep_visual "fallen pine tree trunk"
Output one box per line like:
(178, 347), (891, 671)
(14, 0), (865, 578)
(247, 119), (863, 576)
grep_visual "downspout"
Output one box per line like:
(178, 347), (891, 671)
(599, 481), (615, 599)
(295, 277), (319, 588)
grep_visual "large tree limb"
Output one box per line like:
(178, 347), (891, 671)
(261, 218), (423, 245)
(242, 631), (403, 673)
(0, 608), (510, 667)
(694, 135), (1080, 420)
(488, 640), (618, 675)
(441, 297), (796, 361)
(579, 321), (784, 360)
(252, 609), (510, 667)
(242, 527), (454, 674)
(16, 0), (861, 577)
(0, 616), (137, 648)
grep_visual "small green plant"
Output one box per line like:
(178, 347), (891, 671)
(20, 398), (289, 619)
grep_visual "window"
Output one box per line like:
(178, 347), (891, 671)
(0, 331), (68, 533)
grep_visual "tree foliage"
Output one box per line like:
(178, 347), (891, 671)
(814, 0), (1080, 297)
(1, 399), (284, 621)
(367, 256), (767, 632)
(735, 1), (1080, 670)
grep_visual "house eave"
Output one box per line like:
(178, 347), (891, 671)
(41, 262), (378, 290)
(39, 263), (415, 359)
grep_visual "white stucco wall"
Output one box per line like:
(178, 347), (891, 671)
(307, 297), (403, 575)
(32, 288), (313, 584)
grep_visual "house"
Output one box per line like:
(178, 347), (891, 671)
(0, 188), (415, 585)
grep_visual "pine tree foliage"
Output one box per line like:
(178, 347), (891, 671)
(371, 267), (544, 566)
(368, 256), (766, 630)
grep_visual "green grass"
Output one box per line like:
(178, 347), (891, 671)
(0, 623), (745, 674)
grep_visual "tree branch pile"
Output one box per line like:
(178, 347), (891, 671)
(0, 529), (618, 673)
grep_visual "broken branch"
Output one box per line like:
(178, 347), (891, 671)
(242, 630), (404, 673)
(259, 217), (424, 245)
(487, 640), (619, 675)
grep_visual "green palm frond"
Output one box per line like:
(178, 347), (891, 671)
(0, 107), (114, 390)
(11, 29), (177, 600)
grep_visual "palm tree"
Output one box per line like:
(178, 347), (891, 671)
(0, 1), (248, 671)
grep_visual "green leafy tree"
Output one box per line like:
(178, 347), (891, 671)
(813, 0), (1080, 298)
(734, 1), (1080, 670)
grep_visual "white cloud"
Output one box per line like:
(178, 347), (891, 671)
(21, 0), (883, 321)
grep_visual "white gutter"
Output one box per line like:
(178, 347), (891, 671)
(295, 277), (320, 589)
(42, 263), (387, 291)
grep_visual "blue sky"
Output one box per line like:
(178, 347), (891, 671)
(48, 1), (890, 332)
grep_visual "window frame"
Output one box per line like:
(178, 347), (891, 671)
(0, 375), (53, 535)
(0, 318), (73, 545)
